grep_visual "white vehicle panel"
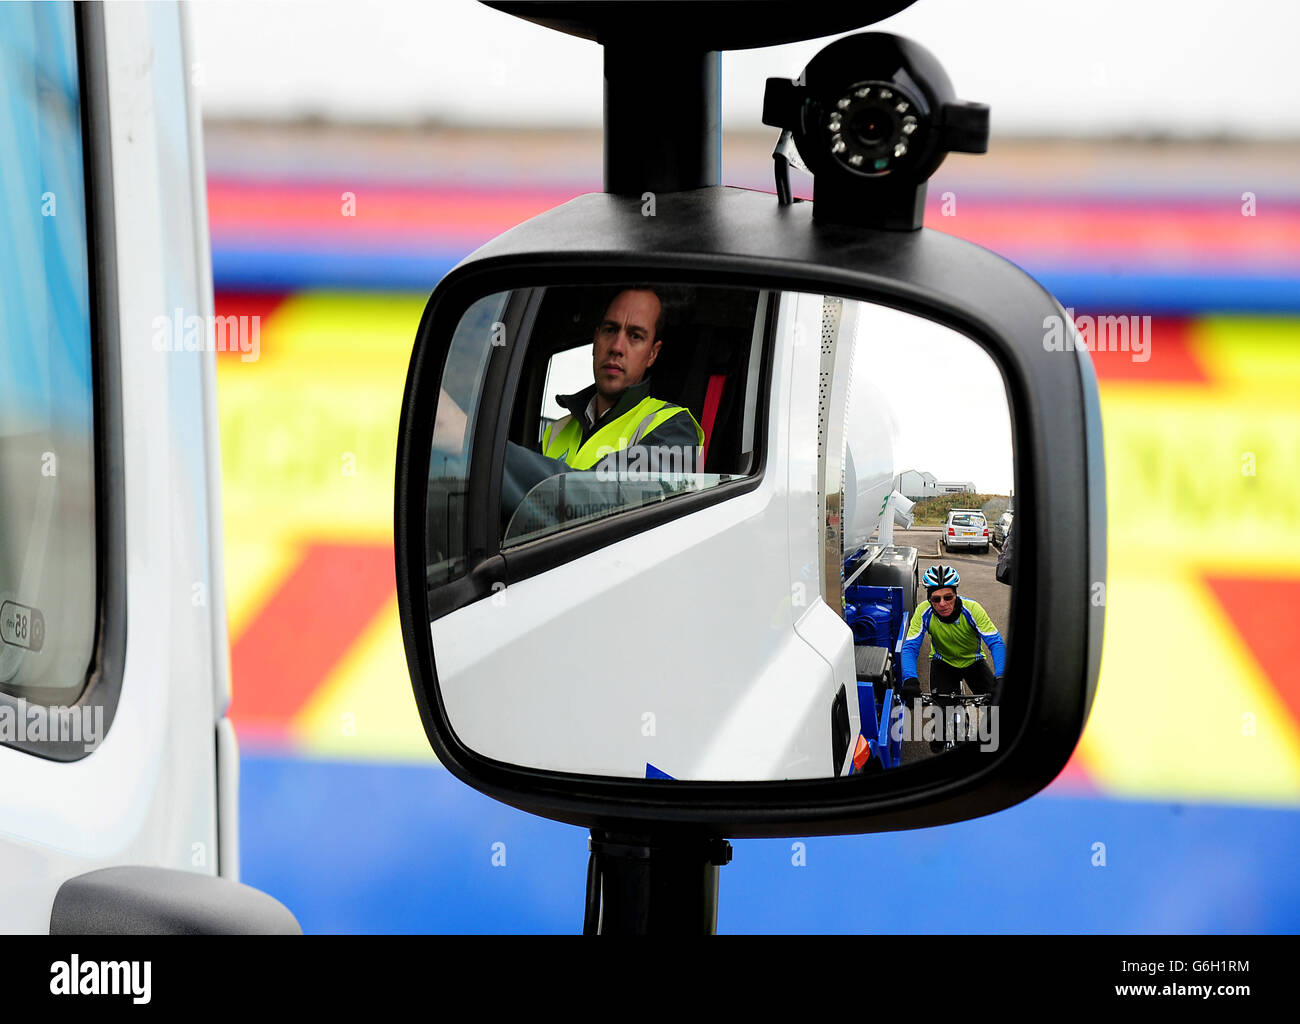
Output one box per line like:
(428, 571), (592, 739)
(0, 2), (224, 932)
(433, 290), (850, 780)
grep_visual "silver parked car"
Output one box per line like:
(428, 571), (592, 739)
(942, 509), (990, 553)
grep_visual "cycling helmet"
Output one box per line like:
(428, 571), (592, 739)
(923, 565), (960, 592)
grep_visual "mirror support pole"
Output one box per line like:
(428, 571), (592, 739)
(585, 832), (733, 935)
(603, 46), (720, 196)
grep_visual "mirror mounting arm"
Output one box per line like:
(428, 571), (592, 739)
(585, 830), (733, 935)
(603, 43), (721, 196)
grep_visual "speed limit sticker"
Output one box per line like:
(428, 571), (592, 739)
(0, 601), (44, 653)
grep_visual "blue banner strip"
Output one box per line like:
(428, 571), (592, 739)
(238, 754), (1300, 934)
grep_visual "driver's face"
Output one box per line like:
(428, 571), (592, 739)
(592, 290), (662, 403)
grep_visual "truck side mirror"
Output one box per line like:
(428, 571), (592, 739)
(394, 188), (1105, 835)
(393, 5), (1104, 933)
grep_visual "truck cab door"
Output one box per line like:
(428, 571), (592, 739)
(0, 1), (294, 934)
(420, 283), (863, 782)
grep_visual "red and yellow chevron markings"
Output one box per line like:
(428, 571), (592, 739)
(1075, 315), (1300, 803)
(230, 543), (395, 739)
(218, 291), (436, 760)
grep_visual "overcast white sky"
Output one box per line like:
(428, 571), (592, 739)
(851, 302), (1014, 496)
(190, 0), (1300, 136)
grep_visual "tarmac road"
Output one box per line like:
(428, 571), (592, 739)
(890, 527), (1014, 766)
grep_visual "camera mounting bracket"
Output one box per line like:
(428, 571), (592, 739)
(763, 33), (989, 230)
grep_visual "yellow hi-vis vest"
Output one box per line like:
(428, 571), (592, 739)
(541, 397), (704, 470)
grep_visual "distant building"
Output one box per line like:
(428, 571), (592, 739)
(896, 470), (937, 500)
(897, 470), (975, 500)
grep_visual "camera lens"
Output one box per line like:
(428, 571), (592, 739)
(824, 81), (925, 176)
(849, 108), (892, 148)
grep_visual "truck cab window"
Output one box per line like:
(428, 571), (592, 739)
(0, 3), (99, 708)
(501, 284), (767, 545)
(427, 284), (770, 581)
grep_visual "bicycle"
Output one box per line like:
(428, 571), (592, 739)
(917, 687), (995, 754)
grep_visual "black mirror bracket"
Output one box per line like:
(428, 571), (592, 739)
(584, 831), (734, 935)
(604, 45), (721, 196)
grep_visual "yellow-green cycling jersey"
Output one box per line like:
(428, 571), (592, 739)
(541, 393), (703, 470)
(900, 597), (1006, 680)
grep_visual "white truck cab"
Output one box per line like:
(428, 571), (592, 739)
(0, 1), (293, 934)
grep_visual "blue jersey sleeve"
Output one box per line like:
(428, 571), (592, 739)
(985, 630), (1006, 676)
(900, 605), (928, 681)
(966, 600), (1006, 676)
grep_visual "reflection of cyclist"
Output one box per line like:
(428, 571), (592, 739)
(900, 565), (1005, 700)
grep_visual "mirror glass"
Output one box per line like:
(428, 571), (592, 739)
(424, 283), (1014, 781)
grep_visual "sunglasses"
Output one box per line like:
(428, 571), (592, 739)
(929, 593), (956, 604)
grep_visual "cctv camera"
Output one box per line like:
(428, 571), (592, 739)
(764, 33), (988, 230)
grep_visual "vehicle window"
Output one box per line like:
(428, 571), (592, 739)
(0, 3), (99, 706)
(502, 284), (764, 546)
(537, 344), (591, 444)
(427, 284), (768, 568)
(427, 291), (510, 587)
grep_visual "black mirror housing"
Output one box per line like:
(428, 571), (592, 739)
(395, 186), (1104, 838)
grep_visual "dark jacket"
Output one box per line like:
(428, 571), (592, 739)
(995, 519), (1015, 585)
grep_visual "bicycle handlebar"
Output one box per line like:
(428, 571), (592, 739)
(915, 691), (994, 706)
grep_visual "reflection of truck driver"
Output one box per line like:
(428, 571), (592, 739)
(497, 286), (704, 514)
(538, 287), (704, 472)
(431, 287), (706, 519)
